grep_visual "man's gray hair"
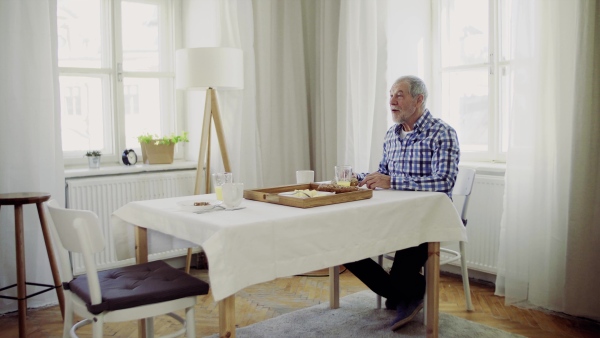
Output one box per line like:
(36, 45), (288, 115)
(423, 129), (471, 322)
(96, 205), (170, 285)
(394, 75), (428, 107)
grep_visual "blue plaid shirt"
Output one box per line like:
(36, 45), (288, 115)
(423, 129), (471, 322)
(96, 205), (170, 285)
(357, 109), (460, 198)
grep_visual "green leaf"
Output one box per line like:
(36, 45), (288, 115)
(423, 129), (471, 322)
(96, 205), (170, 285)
(137, 131), (189, 145)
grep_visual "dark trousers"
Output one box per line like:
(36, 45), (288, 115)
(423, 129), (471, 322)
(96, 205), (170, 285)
(344, 242), (428, 305)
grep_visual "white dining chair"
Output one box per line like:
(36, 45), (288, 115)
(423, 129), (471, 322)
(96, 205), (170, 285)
(377, 167), (476, 311)
(46, 200), (210, 338)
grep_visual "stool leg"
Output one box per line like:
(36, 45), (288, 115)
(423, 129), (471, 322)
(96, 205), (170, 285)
(14, 204), (27, 338)
(36, 202), (65, 318)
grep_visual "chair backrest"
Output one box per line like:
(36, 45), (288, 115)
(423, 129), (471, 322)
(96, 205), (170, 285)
(46, 200), (105, 304)
(452, 167), (476, 222)
(46, 200), (105, 255)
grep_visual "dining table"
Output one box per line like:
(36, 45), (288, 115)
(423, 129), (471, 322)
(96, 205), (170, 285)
(111, 187), (467, 338)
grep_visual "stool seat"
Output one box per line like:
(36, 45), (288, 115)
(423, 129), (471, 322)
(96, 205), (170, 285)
(0, 192), (51, 205)
(0, 192), (64, 338)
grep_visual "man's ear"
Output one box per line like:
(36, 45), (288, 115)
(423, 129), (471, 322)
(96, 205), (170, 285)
(416, 94), (424, 106)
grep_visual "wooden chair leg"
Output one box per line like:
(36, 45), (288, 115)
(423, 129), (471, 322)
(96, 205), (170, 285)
(376, 255), (383, 309)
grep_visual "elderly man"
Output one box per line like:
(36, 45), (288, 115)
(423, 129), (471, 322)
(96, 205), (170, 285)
(345, 75), (460, 331)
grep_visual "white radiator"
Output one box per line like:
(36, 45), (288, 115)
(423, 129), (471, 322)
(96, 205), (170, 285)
(65, 170), (197, 274)
(442, 174), (505, 275)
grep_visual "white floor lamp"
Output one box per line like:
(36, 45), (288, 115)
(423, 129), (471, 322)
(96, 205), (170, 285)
(176, 47), (244, 194)
(176, 47), (244, 272)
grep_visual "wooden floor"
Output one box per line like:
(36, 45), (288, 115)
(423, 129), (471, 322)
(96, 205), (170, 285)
(0, 268), (598, 337)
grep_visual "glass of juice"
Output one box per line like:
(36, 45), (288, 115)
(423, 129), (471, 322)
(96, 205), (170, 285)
(334, 165), (353, 186)
(212, 172), (233, 201)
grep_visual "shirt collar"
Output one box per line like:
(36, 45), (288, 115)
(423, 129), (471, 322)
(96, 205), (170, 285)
(395, 109), (432, 135)
(412, 109), (432, 131)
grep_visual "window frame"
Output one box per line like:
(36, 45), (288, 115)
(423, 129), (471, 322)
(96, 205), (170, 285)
(432, 0), (511, 163)
(59, 0), (183, 167)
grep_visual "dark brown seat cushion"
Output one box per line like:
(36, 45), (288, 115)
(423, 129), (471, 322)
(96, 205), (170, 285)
(66, 260), (209, 315)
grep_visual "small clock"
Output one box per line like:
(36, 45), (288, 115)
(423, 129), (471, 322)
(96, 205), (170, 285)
(122, 149), (138, 165)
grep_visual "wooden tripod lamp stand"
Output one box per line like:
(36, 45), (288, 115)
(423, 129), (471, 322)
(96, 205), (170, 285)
(176, 47), (244, 194)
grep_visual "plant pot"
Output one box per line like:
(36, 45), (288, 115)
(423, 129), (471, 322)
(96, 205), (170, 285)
(87, 156), (101, 169)
(140, 142), (175, 164)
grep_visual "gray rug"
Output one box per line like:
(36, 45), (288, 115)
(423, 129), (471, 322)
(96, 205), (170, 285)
(205, 290), (524, 338)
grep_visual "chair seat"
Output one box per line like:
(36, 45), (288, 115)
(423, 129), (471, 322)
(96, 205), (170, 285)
(66, 260), (209, 315)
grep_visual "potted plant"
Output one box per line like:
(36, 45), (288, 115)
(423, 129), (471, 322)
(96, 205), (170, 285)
(85, 150), (102, 169)
(137, 131), (189, 164)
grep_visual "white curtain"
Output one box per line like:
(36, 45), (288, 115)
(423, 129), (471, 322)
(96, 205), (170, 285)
(184, 0), (313, 187)
(216, 0), (262, 189)
(300, 0), (390, 182)
(336, 0), (389, 175)
(495, 0), (600, 321)
(0, 0), (65, 313)
(187, 0), (391, 187)
(301, 0), (340, 182)
(253, 0), (311, 186)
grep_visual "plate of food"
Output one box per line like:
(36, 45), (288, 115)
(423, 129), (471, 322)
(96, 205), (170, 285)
(278, 189), (335, 199)
(176, 199), (222, 212)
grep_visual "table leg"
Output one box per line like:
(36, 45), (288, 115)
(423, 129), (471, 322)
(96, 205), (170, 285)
(185, 247), (193, 274)
(36, 202), (65, 319)
(134, 226), (149, 338)
(219, 295), (236, 338)
(14, 204), (26, 338)
(135, 226), (149, 264)
(425, 242), (440, 338)
(329, 266), (340, 309)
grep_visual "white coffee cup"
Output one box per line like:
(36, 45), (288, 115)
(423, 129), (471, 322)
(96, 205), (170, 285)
(222, 182), (244, 209)
(296, 170), (315, 184)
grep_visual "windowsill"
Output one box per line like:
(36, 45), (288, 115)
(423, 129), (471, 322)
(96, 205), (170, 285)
(65, 160), (198, 179)
(459, 161), (506, 176)
(64, 160), (505, 179)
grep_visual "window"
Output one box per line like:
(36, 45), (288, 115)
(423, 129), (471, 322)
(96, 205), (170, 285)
(434, 0), (513, 162)
(57, 0), (181, 163)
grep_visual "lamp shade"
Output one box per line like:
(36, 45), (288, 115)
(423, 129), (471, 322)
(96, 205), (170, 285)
(176, 47), (244, 90)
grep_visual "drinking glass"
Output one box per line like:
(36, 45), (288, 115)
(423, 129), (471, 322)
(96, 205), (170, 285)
(212, 172), (233, 201)
(222, 183), (244, 209)
(335, 165), (353, 186)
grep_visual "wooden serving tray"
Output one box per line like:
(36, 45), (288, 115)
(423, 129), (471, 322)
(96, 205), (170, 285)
(243, 183), (373, 208)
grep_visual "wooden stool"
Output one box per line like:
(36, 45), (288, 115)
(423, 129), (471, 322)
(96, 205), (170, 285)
(0, 193), (65, 338)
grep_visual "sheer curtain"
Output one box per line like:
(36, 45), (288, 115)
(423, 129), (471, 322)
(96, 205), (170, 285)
(495, 0), (600, 321)
(236, 0), (390, 185)
(302, 0), (389, 181)
(0, 0), (65, 313)
(336, 0), (389, 175)
(216, 0), (262, 189)
(253, 0), (311, 186)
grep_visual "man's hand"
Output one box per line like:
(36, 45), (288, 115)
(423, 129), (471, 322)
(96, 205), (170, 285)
(359, 172), (391, 189)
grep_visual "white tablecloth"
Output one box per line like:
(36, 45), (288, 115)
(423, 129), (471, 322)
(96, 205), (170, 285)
(111, 189), (467, 302)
